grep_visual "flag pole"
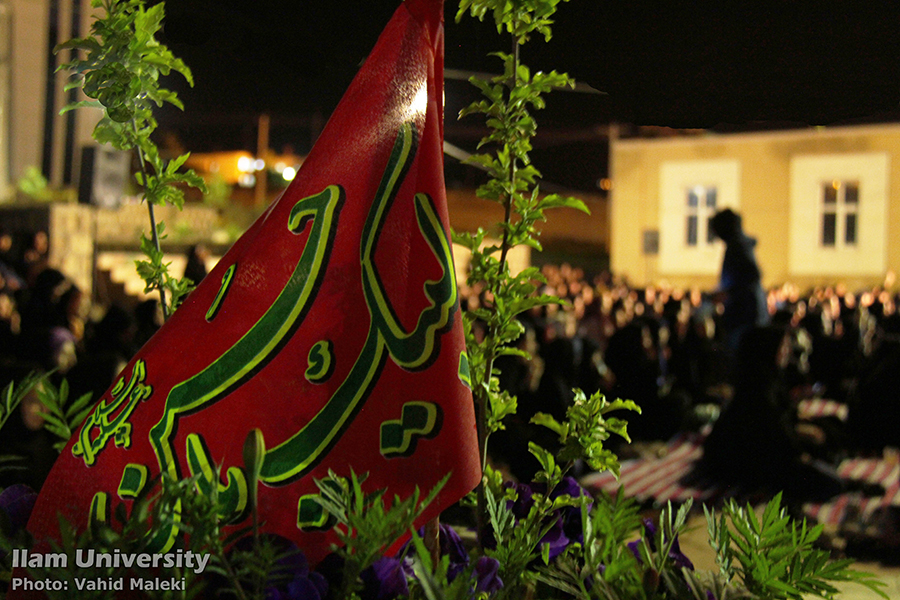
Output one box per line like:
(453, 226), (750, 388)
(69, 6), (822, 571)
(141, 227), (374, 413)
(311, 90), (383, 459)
(424, 516), (440, 567)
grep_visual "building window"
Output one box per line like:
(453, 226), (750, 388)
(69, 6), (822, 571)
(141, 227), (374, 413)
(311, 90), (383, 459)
(686, 185), (717, 246)
(789, 153), (887, 277)
(821, 180), (859, 247)
(659, 159), (739, 276)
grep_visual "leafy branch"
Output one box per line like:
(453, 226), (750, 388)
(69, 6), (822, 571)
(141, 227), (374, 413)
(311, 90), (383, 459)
(0, 373), (44, 433)
(33, 377), (94, 452)
(705, 493), (888, 600)
(56, 0), (207, 319)
(532, 389), (640, 479)
(311, 470), (449, 599)
(454, 0), (591, 550)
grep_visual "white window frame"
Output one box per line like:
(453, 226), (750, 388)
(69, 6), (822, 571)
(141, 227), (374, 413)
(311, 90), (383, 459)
(685, 185), (719, 248)
(819, 179), (859, 248)
(659, 160), (741, 275)
(789, 154), (888, 276)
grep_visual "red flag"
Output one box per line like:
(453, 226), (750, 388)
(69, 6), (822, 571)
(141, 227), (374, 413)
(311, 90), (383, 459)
(21, 0), (478, 572)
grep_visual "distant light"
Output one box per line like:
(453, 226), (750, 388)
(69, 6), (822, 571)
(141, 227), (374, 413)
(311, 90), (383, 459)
(239, 173), (256, 188)
(282, 166), (297, 181)
(254, 158), (266, 171)
(237, 156), (252, 172)
(274, 161), (286, 173)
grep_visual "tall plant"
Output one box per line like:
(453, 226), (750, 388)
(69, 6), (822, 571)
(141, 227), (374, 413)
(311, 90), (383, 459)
(453, 0), (634, 533)
(56, 0), (207, 319)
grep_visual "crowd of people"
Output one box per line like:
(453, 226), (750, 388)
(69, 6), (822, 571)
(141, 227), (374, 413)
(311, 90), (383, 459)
(0, 228), (163, 489)
(472, 262), (900, 502)
(3, 223), (900, 505)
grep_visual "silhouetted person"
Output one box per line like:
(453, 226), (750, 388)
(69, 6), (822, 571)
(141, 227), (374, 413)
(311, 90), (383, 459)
(605, 318), (686, 442)
(710, 209), (769, 355)
(701, 325), (844, 503)
(847, 313), (900, 453)
(183, 244), (210, 286)
(67, 304), (136, 403)
(133, 298), (162, 351)
(17, 269), (82, 373)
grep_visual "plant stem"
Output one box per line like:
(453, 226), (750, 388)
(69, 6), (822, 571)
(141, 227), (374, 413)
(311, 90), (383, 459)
(475, 35), (522, 548)
(497, 37), (519, 273)
(132, 121), (169, 320)
(146, 201), (169, 319)
(424, 517), (441, 568)
(215, 548), (250, 600)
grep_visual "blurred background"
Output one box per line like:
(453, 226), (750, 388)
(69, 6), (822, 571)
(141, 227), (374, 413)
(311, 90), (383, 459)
(1, 0), (900, 304)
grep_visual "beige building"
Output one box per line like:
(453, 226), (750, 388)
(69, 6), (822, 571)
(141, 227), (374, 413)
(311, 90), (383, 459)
(1, 0), (96, 200)
(609, 124), (900, 292)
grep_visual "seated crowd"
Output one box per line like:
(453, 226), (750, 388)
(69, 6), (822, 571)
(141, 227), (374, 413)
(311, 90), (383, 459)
(2, 230), (899, 506)
(466, 265), (900, 505)
(0, 228), (162, 490)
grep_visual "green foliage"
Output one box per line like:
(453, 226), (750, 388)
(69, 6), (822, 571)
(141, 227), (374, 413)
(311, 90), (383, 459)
(480, 473), (588, 599)
(0, 374), (48, 476)
(457, 0), (570, 45)
(311, 470), (449, 599)
(0, 371), (91, 459)
(0, 430), (292, 600)
(705, 493), (888, 600)
(453, 0), (591, 499)
(403, 530), (469, 600)
(636, 501), (694, 596)
(134, 222), (195, 309)
(33, 377), (94, 452)
(15, 167), (53, 201)
(56, 0), (207, 318)
(0, 373), (43, 433)
(535, 490), (645, 599)
(2, 476), (204, 599)
(532, 389), (640, 478)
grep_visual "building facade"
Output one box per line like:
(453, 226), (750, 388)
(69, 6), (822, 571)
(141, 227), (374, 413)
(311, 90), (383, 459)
(609, 124), (900, 292)
(2, 0), (97, 200)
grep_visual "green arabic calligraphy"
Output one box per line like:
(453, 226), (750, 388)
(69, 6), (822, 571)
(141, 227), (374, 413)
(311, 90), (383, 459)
(73, 360), (153, 466)
(91, 122), (457, 552)
(147, 183), (344, 488)
(259, 121), (457, 484)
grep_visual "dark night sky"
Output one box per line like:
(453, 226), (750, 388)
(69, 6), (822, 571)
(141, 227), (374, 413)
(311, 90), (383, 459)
(154, 0), (900, 191)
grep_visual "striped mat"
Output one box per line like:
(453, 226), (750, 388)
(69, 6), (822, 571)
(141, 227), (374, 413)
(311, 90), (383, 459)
(579, 428), (739, 507)
(803, 456), (900, 529)
(579, 398), (900, 529)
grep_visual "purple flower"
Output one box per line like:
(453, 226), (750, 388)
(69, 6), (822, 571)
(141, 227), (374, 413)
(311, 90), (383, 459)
(398, 523), (470, 582)
(268, 576), (327, 600)
(230, 534), (327, 600)
(360, 557), (409, 600)
(538, 519), (570, 559)
(473, 557), (503, 594)
(503, 477), (592, 560)
(433, 523), (470, 581)
(628, 518), (694, 571)
(553, 477), (593, 546)
(0, 484), (37, 536)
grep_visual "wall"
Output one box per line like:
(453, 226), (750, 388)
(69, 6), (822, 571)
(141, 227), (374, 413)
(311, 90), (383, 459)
(610, 124), (900, 291)
(5, 0), (97, 196)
